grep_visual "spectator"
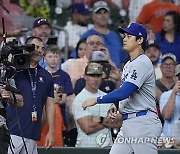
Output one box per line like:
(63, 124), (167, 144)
(159, 64), (180, 147)
(74, 50), (121, 95)
(72, 62), (122, 147)
(64, 34), (103, 87)
(61, 38), (87, 72)
(128, 0), (153, 23)
(145, 39), (162, 79)
(57, 2), (92, 55)
(0, 0), (26, 43)
(19, 0), (50, 20)
(155, 11), (180, 63)
(156, 53), (176, 125)
(156, 53), (176, 103)
(80, 0), (129, 69)
(37, 45), (73, 147)
(7, 36), (55, 153)
(144, 24), (156, 41)
(75, 37), (87, 58)
(137, 0), (180, 33)
(65, 33), (119, 88)
(32, 17), (51, 45)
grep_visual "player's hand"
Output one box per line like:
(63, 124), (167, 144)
(82, 98), (97, 110)
(107, 104), (118, 119)
(45, 132), (54, 150)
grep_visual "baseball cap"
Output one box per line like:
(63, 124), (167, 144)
(85, 62), (103, 75)
(33, 18), (50, 28)
(146, 39), (160, 49)
(89, 51), (108, 62)
(118, 22), (147, 40)
(175, 64), (180, 76)
(162, 53), (176, 63)
(93, 1), (109, 13)
(72, 2), (91, 14)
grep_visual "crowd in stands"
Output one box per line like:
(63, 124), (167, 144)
(0, 0), (180, 151)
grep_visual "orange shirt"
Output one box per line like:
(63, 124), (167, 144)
(37, 104), (66, 147)
(137, 0), (180, 33)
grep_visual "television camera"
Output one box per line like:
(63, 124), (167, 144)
(0, 18), (35, 94)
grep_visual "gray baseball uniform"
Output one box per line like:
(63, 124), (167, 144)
(110, 54), (162, 154)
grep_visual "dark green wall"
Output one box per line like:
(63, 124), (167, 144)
(38, 147), (180, 154)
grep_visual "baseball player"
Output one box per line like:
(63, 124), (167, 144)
(82, 23), (162, 154)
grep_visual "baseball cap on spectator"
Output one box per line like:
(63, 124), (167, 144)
(89, 51), (108, 62)
(93, 1), (109, 13)
(175, 64), (180, 76)
(33, 18), (50, 28)
(72, 2), (91, 14)
(162, 53), (176, 63)
(118, 22), (147, 41)
(146, 39), (160, 49)
(85, 63), (103, 75)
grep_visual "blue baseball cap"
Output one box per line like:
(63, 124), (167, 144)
(118, 23), (147, 41)
(72, 2), (91, 14)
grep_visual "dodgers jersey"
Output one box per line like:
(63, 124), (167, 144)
(119, 54), (157, 114)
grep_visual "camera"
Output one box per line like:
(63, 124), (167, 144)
(99, 62), (111, 79)
(0, 39), (35, 70)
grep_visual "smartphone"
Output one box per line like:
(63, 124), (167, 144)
(58, 86), (64, 93)
(58, 86), (64, 98)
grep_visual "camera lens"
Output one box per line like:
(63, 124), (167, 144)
(12, 54), (30, 70)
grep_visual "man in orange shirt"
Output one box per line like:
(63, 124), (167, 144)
(136, 0), (180, 33)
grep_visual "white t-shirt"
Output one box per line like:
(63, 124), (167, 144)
(72, 88), (113, 147)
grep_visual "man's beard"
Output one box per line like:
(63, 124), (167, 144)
(152, 60), (158, 65)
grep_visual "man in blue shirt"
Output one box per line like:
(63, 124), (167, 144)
(80, 1), (129, 69)
(7, 37), (55, 154)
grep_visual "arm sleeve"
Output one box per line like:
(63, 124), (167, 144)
(97, 82), (138, 104)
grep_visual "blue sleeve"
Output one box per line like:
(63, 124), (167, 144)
(97, 82), (138, 104)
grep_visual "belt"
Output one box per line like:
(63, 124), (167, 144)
(122, 110), (148, 120)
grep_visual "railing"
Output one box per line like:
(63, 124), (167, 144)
(51, 24), (69, 61)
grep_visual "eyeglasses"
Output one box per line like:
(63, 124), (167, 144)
(87, 41), (103, 46)
(162, 63), (175, 67)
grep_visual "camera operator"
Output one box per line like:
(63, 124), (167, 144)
(0, 66), (23, 154)
(6, 36), (55, 154)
